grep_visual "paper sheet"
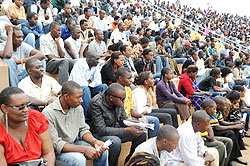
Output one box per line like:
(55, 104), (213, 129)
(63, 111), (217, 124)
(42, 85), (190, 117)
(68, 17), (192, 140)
(123, 119), (155, 130)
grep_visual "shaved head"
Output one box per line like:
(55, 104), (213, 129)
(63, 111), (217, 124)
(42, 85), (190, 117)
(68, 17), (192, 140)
(157, 125), (179, 141)
(192, 111), (210, 124)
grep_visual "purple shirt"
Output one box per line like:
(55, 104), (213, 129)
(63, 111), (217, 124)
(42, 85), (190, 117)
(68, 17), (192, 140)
(156, 79), (186, 106)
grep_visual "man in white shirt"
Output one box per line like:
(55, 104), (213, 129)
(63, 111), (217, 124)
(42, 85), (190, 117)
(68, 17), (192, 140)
(40, 22), (74, 85)
(88, 29), (106, 58)
(69, 51), (108, 117)
(168, 111), (219, 166)
(108, 22), (127, 47)
(18, 58), (61, 110)
(64, 26), (84, 61)
(94, 10), (111, 44)
(134, 125), (179, 166)
(0, 25), (45, 87)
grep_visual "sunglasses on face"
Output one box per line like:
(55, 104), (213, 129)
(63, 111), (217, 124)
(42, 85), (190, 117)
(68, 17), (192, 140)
(5, 102), (32, 111)
(111, 95), (126, 101)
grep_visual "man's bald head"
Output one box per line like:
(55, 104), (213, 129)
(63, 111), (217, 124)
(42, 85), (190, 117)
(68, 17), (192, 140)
(192, 111), (210, 124)
(157, 125), (179, 141)
(106, 83), (125, 96)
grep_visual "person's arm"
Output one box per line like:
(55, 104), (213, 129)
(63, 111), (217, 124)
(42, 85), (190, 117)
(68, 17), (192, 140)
(0, 25), (13, 58)
(64, 41), (77, 59)
(14, 49), (44, 65)
(205, 125), (215, 142)
(0, 144), (7, 166)
(214, 122), (244, 131)
(55, 38), (65, 58)
(21, 23), (39, 36)
(39, 129), (55, 166)
(132, 88), (151, 114)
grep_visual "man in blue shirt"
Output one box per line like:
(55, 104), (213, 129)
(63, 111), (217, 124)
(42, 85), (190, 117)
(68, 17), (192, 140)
(21, 12), (44, 49)
(61, 18), (76, 41)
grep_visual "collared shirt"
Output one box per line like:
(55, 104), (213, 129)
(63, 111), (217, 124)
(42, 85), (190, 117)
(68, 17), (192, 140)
(61, 24), (71, 41)
(94, 17), (108, 31)
(33, 4), (53, 26)
(65, 36), (81, 60)
(78, 15), (95, 28)
(134, 137), (171, 166)
(69, 58), (102, 87)
(88, 39), (106, 55)
(7, 3), (25, 20)
(55, 12), (78, 25)
(18, 75), (61, 102)
(43, 97), (90, 154)
(21, 21), (44, 39)
(168, 121), (207, 166)
(40, 33), (64, 57)
(108, 28), (127, 46)
(0, 41), (33, 74)
(125, 41), (141, 59)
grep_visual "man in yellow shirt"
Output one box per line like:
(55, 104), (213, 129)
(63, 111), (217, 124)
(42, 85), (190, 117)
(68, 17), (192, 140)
(7, 0), (26, 25)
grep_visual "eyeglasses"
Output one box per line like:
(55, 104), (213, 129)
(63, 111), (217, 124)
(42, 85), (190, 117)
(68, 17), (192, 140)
(111, 95), (126, 101)
(5, 102), (32, 111)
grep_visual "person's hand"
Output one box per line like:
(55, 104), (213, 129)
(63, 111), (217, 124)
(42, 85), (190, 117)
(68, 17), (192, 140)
(45, 99), (54, 107)
(5, 25), (13, 33)
(44, 14), (49, 20)
(141, 110), (148, 115)
(126, 126), (144, 136)
(94, 140), (109, 153)
(11, 13), (18, 19)
(225, 88), (230, 93)
(240, 121), (246, 125)
(139, 115), (148, 123)
(235, 123), (244, 130)
(83, 146), (100, 160)
(185, 99), (190, 104)
(55, 37), (60, 44)
(204, 152), (214, 162)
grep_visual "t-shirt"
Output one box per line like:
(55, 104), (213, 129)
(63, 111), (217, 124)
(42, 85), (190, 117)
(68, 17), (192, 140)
(209, 111), (223, 127)
(198, 76), (217, 91)
(64, 36), (81, 60)
(124, 86), (133, 119)
(0, 110), (49, 164)
(0, 42), (33, 75)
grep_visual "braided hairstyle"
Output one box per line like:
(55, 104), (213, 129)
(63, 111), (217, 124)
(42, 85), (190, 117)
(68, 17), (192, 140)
(126, 152), (160, 166)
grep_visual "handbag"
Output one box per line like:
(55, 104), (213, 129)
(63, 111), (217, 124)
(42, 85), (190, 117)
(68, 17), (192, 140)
(8, 159), (47, 166)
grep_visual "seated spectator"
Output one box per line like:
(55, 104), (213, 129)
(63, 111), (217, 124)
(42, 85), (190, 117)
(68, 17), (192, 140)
(139, 37), (150, 50)
(7, 0), (26, 25)
(242, 52), (250, 70)
(125, 35), (141, 59)
(136, 28), (144, 40)
(156, 67), (190, 122)
(149, 36), (170, 74)
(127, 152), (160, 166)
(204, 53), (219, 68)
(213, 96), (247, 165)
(69, 51), (107, 116)
(106, 9), (116, 27)
(64, 26), (84, 61)
(217, 53), (226, 68)
(233, 60), (250, 87)
(219, 44), (229, 57)
(196, 50), (206, 83)
(88, 29), (107, 58)
(78, 7), (96, 31)
(116, 67), (160, 138)
(206, 42), (217, 58)
(182, 50), (198, 73)
(168, 111), (219, 166)
(220, 67), (235, 89)
(144, 28), (154, 42)
(110, 16), (120, 32)
(198, 68), (230, 96)
(124, 13), (133, 30)
(0, 87), (55, 165)
(178, 65), (212, 111)
(126, 24), (136, 41)
(201, 99), (234, 166)
(0, 25), (45, 87)
(43, 81), (109, 166)
(225, 51), (235, 65)
(133, 125), (179, 165)
(18, 58), (61, 110)
(174, 32), (185, 50)
(88, 0), (97, 16)
(21, 12), (44, 49)
(133, 71), (178, 128)
(55, 4), (77, 25)
(172, 42), (191, 64)
(33, 0), (53, 34)
(94, 10), (110, 44)
(108, 22), (127, 48)
(61, 18), (76, 41)
(101, 51), (124, 86)
(86, 83), (147, 166)
(40, 22), (74, 85)
(120, 45), (138, 80)
(79, 19), (93, 50)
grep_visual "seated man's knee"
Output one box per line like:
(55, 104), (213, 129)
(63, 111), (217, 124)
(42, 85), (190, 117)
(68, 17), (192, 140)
(25, 33), (36, 40)
(59, 152), (86, 166)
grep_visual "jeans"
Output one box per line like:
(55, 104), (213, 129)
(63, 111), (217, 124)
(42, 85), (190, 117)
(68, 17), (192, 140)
(243, 65), (249, 70)
(154, 56), (163, 74)
(23, 33), (41, 49)
(153, 73), (161, 85)
(164, 44), (173, 55)
(95, 133), (146, 166)
(3, 58), (28, 87)
(243, 110), (250, 131)
(197, 73), (206, 84)
(103, 30), (111, 44)
(56, 140), (109, 166)
(43, 24), (50, 34)
(161, 57), (170, 68)
(81, 84), (108, 117)
(173, 58), (187, 64)
(235, 79), (250, 87)
(203, 89), (227, 96)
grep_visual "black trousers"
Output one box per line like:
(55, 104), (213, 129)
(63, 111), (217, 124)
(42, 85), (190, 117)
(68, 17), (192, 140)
(213, 129), (243, 160)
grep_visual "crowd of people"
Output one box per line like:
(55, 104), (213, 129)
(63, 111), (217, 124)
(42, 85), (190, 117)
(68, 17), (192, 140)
(0, 0), (250, 165)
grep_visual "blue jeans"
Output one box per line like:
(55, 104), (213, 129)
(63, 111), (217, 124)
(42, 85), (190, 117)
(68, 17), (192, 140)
(81, 84), (108, 117)
(164, 44), (173, 55)
(173, 58), (187, 64)
(24, 33), (41, 49)
(243, 111), (250, 131)
(203, 89), (227, 96)
(56, 140), (109, 166)
(197, 73), (206, 84)
(103, 30), (111, 44)
(243, 65), (249, 70)
(3, 58), (28, 87)
(235, 79), (250, 87)
(154, 56), (163, 74)
(153, 73), (161, 85)
(43, 24), (50, 34)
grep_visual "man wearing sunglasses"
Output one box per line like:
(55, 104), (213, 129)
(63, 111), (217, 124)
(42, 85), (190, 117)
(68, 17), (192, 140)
(86, 83), (146, 166)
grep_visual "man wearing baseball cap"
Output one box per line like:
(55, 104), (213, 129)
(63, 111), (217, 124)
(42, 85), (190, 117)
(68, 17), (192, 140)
(172, 42), (193, 64)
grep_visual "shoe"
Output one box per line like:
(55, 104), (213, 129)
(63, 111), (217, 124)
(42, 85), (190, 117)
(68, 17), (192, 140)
(234, 157), (248, 165)
(228, 161), (238, 166)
